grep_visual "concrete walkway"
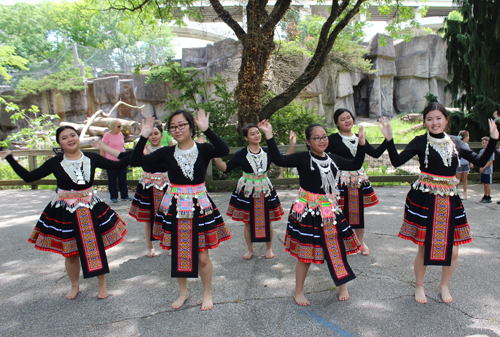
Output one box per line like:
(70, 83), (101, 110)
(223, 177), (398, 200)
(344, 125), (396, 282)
(0, 183), (499, 336)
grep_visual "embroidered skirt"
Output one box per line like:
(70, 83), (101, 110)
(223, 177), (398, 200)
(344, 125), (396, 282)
(337, 170), (378, 229)
(227, 172), (284, 242)
(153, 183), (231, 278)
(284, 188), (361, 286)
(399, 172), (471, 266)
(129, 172), (169, 240)
(28, 187), (127, 278)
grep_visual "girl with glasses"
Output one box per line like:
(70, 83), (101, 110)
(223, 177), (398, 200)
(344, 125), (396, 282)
(258, 120), (365, 305)
(130, 110), (231, 311)
(1, 126), (128, 300)
(380, 103), (498, 304)
(214, 125), (295, 260)
(325, 108), (388, 256)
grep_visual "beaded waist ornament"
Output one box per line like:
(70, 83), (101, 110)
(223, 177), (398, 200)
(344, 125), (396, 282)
(412, 172), (459, 196)
(339, 168), (369, 188)
(291, 188), (340, 226)
(52, 186), (102, 213)
(140, 171), (169, 190)
(236, 172), (273, 198)
(159, 183), (213, 218)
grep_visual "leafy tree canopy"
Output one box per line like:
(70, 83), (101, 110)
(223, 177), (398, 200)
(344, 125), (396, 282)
(0, 46), (28, 82)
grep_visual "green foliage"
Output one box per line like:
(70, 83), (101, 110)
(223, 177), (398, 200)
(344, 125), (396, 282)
(15, 70), (86, 100)
(443, 0), (500, 134)
(424, 92), (439, 105)
(265, 92), (324, 145)
(0, 46), (28, 82)
(144, 61), (240, 146)
(0, 98), (60, 150)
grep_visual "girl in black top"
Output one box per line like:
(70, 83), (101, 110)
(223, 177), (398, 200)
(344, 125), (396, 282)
(380, 102), (499, 304)
(326, 108), (387, 256)
(130, 111), (231, 311)
(259, 120), (365, 305)
(214, 125), (295, 260)
(1, 126), (128, 300)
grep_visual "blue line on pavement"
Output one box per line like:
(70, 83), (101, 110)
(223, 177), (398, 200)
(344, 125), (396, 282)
(300, 309), (355, 337)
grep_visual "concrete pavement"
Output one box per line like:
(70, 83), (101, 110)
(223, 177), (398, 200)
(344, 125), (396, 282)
(0, 183), (499, 336)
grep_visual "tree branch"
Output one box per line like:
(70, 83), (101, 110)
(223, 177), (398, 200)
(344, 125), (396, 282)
(208, 0), (246, 40)
(260, 0), (367, 119)
(262, 0), (292, 36)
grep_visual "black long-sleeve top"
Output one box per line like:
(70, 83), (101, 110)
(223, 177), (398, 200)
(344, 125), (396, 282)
(6, 152), (129, 190)
(223, 147), (273, 173)
(266, 137), (366, 194)
(130, 128), (229, 185)
(326, 133), (387, 159)
(387, 132), (498, 176)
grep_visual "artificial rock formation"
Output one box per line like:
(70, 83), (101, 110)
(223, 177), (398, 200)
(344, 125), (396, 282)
(0, 34), (452, 138)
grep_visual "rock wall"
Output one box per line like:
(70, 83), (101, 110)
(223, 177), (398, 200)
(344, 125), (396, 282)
(0, 34), (452, 136)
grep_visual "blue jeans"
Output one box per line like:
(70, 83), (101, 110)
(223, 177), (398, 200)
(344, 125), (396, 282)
(107, 167), (129, 199)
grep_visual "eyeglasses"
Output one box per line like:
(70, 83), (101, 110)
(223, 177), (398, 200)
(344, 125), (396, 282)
(309, 136), (328, 142)
(169, 123), (189, 132)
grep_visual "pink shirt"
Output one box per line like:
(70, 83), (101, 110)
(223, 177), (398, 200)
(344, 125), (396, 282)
(102, 131), (125, 161)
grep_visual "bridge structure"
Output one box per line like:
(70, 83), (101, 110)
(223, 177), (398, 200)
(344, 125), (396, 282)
(170, 0), (456, 42)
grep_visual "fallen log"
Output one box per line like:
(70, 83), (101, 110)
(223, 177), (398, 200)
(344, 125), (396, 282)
(398, 123), (424, 134)
(59, 122), (109, 136)
(84, 117), (141, 136)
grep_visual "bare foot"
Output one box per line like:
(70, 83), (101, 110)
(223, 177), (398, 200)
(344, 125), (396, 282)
(66, 285), (79, 300)
(439, 283), (453, 303)
(361, 243), (370, 256)
(338, 284), (349, 301)
(97, 288), (108, 299)
(415, 284), (427, 304)
(201, 293), (213, 311)
(171, 294), (189, 309)
(243, 250), (254, 260)
(168, 250), (172, 256)
(294, 292), (310, 306)
(265, 249), (275, 259)
(146, 249), (156, 257)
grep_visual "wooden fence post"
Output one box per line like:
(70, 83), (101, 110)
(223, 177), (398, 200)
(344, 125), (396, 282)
(28, 154), (38, 190)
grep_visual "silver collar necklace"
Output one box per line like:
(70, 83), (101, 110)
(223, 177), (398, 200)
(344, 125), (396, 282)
(174, 142), (198, 180)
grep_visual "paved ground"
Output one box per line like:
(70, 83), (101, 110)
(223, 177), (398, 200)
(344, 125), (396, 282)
(1, 183), (499, 337)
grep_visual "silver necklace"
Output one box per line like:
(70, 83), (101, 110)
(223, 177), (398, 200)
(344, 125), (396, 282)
(60, 152), (91, 185)
(309, 152), (339, 199)
(174, 143), (198, 180)
(339, 133), (358, 157)
(246, 147), (267, 175)
(425, 132), (458, 168)
(147, 144), (161, 153)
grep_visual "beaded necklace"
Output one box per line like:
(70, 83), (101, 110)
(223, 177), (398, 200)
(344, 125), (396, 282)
(309, 152), (339, 200)
(246, 147), (267, 175)
(424, 132), (458, 168)
(174, 142), (198, 180)
(60, 151), (91, 185)
(339, 133), (358, 157)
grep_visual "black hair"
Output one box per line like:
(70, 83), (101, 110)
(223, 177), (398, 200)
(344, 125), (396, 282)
(242, 124), (259, 137)
(422, 102), (449, 121)
(55, 126), (78, 145)
(167, 110), (196, 137)
(333, 108), (355, 126)
(305, 124), (327, 140)
(153, 121), (163, 134)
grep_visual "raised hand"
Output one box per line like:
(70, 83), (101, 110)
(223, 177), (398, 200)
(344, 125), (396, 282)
(258, 120), (273, 139)
(92, 139), (105, 149)
(379, 116), (393, 141)
(194, 109), (209, 132)
(488, 118), (499, 139)
(1, 149), (12, 160)
(493, 111), (498, 120)
(358, 126), (366, 146)
(140, 116), (155, 138)
(289, 130), (297, 146)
